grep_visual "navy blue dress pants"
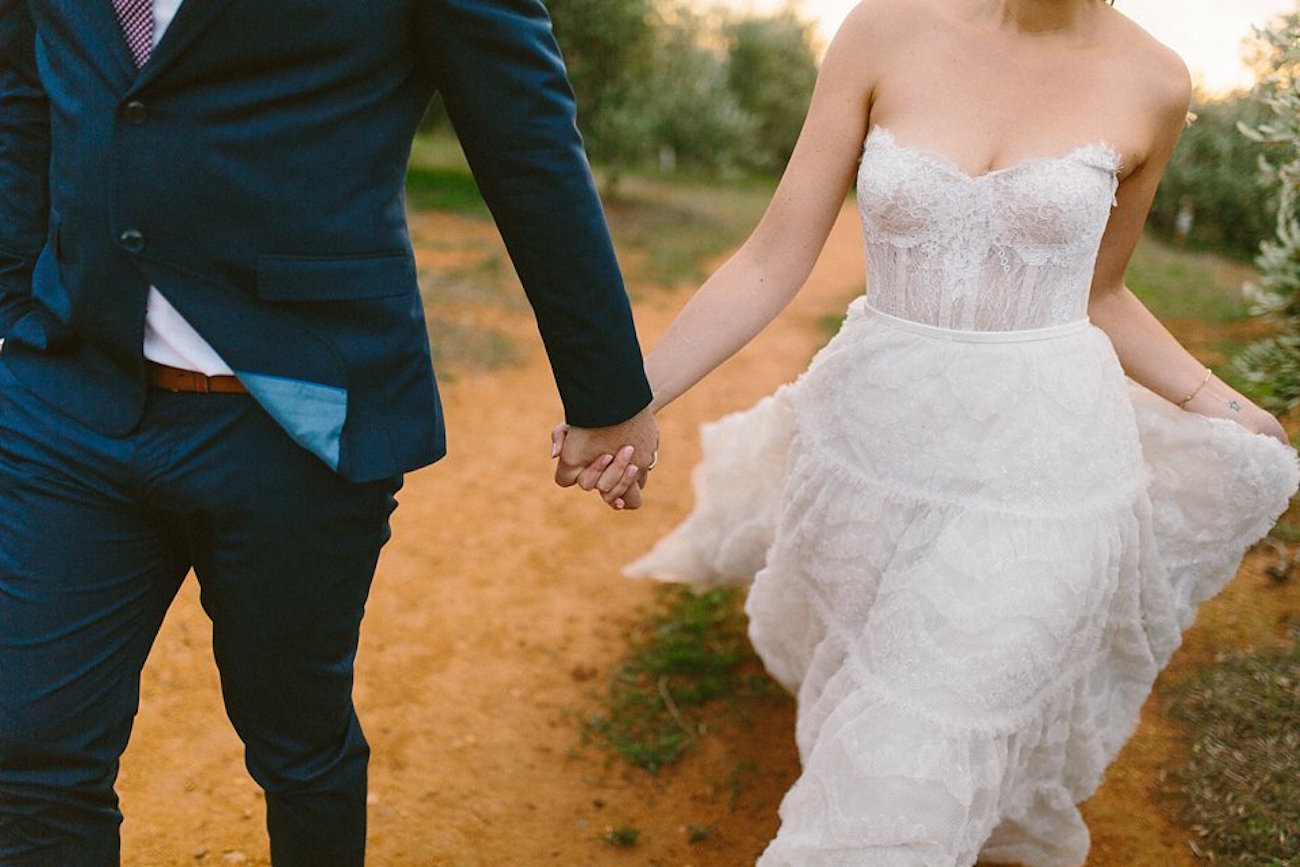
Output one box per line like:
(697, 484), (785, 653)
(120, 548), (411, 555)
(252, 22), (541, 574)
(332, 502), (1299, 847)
(0, 357), (401, 866)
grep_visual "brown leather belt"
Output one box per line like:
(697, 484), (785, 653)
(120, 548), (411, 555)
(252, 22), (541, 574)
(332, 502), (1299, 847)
(147, 362), (249, 394)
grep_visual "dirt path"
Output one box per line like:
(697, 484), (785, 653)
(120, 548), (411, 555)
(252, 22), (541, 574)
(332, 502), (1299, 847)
(117, 205), (1295, 866)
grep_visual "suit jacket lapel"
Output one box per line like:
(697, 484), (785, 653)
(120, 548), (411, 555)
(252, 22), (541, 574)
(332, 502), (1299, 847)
(129, 0), (235, 92)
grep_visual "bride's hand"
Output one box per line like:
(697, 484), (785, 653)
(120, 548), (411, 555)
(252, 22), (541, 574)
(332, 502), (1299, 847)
(550, 423), (645, 510)
(1184, 379), (1290, 445)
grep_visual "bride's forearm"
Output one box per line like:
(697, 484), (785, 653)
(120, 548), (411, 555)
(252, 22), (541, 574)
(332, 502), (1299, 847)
(1089, 286), (1286, 440)
(645, 244), (809, 413)
(1088, 286), (1211, 403)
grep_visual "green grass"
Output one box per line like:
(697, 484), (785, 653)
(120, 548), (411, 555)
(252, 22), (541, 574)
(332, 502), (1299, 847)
(405, 135), (488, 215)
(1168, 632), (1300, 865)
(404, 164), (488, 214)
(603, 824), (641, 848)
(585, 587), (780, 774)
(1126, 233), (1255, 324)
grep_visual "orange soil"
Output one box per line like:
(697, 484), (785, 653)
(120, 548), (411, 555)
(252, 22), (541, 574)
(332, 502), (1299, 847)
(116, 205), (1297, 866)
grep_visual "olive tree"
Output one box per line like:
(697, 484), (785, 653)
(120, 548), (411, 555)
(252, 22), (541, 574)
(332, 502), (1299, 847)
(726, 11), (819, 170)
(1234, 8), (1300, 414)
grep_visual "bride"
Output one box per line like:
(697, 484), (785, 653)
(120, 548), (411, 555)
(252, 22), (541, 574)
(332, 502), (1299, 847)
(555, 0), (1300, 863)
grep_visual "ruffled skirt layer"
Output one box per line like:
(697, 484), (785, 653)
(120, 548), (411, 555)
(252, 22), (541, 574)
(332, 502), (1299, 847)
(627, 300), (1299, 867)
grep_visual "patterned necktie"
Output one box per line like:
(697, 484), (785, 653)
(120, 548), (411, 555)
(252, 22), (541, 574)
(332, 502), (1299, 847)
(113, 0), (155, 68)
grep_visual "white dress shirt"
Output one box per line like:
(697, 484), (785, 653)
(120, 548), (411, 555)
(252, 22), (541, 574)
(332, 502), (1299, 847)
(141, 0), (235, 376)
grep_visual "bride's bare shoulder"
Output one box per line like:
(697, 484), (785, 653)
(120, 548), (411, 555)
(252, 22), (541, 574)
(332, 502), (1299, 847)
(827, 0), (952, 75)
(832, 0), (953, 52)
(1103, 9), (1193, 119)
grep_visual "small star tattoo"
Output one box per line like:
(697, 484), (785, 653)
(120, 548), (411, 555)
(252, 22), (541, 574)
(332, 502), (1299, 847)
(1228, 399), (1242, 412)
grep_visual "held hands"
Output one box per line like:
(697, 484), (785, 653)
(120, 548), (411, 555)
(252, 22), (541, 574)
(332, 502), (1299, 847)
(552, 406), (659, 510)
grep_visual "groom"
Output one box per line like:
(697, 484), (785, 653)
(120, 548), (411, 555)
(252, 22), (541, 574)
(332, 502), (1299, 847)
(0, 1), (656, 864)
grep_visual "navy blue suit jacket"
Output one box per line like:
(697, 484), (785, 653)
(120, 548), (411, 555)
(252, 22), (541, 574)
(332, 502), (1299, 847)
(0, 0), (652, 482)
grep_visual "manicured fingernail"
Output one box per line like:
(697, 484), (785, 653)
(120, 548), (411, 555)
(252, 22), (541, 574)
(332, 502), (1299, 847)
(614, 499), (625, 510)
(551, 440), (560, 458)
(599, 454), (614, 469)
(626, 466), (639, 478)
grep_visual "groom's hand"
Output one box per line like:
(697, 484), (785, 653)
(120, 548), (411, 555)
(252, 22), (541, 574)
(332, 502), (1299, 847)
(552, 407), (658, 509)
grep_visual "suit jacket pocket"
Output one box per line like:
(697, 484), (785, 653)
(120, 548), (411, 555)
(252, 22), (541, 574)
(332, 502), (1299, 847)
(256, 252), (417, 303)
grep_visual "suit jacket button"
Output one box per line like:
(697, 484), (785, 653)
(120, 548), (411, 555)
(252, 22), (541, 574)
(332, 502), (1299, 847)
(122, 100), (149, 124)
(119, 229), (146, 252)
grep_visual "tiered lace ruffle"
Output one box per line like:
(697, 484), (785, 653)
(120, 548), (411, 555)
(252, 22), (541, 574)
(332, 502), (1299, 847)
(626, 305), (1299, 867)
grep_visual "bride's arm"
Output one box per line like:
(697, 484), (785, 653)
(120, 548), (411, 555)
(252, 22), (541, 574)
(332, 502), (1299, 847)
(556, 5), (897, 508)
(1087, 57), (1287, 444)
(643, 7), (882, 414)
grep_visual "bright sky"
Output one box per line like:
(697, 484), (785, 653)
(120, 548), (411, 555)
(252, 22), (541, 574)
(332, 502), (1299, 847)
(723, 0), (1296, 94)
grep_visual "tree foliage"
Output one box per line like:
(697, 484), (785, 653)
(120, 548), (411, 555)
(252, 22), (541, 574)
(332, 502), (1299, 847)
(544, 0), (658, 170)
(544, 0), (819, 179)
(1233, 8), (1300, 414)
(726, 11), (820, 170)
(1149, 95), (1274, 257)
(642, 9), (758, 172)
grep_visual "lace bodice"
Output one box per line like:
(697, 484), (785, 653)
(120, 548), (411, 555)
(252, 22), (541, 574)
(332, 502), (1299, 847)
(857, 126), (1122, 331)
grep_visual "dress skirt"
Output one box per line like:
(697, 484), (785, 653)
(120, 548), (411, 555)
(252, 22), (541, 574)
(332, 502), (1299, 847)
(626, 297), (1300, 867)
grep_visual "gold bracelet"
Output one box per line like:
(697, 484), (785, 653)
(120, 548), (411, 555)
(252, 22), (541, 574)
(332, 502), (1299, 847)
(1176, 367), (1213, 409)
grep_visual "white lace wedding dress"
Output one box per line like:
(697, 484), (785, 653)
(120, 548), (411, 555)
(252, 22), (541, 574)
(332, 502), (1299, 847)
(626, 126), (1300, 867)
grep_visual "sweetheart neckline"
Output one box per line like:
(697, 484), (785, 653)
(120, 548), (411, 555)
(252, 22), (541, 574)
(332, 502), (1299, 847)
(865, 126), (1122, 182)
